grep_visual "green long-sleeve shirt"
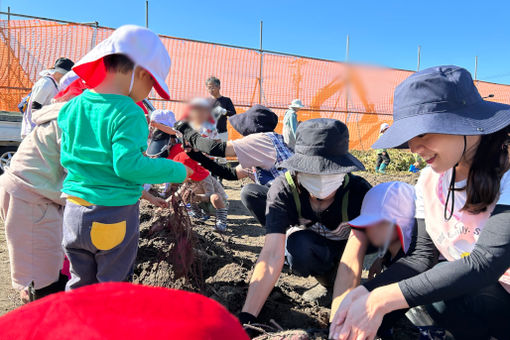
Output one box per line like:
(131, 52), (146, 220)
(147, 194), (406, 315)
(58, 90), (187, 206)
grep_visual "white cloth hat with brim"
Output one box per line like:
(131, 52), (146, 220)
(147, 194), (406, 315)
(348, 181), (416, 253)
(289, 99), (304, 109)
(151, 109), (176, 127)
(73, 25), (171, 100)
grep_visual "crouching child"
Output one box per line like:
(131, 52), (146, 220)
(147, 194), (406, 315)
(329, 181), (416, 338)
(58, 25), (190, 290)
(146, 106), (229, 232)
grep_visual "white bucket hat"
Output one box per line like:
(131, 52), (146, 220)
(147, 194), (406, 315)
(289, 99), (304, 109)
(151, 109), (176, 127)
(348, 181), (416, 253)
(73, 25), (171, 100)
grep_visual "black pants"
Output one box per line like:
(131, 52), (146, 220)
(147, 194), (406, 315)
(240, 183), (269, 226)
(241, 184), (347, 285)
(286, 229), (347, 286)
(376, 152), (390, 168)
(425, 283), (510, 340)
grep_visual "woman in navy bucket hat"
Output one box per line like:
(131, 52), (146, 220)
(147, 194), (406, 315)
(330, 66), (510, 340)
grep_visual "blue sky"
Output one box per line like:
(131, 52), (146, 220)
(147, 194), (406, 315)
(2, 0), (510, 84)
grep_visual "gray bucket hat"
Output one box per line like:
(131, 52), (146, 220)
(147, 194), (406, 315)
(373, 65), (510, 149)
(280, 118), (365, 174)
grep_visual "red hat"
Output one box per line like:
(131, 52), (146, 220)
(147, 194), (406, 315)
(173, 151), (210, 182)
(53, 78), (90, 102)
(136, 101), (149, 116)
(0, 282), (249, 340)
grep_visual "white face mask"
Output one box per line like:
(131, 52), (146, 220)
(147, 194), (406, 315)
(297, 173), (346, 199)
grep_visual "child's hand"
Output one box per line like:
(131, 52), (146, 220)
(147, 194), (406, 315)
(368, 257), (384, 279)
(184, 165), (194, 179)
(150, 196), (169, 208)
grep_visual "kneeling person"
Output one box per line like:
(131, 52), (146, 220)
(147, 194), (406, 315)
(239, 118), (371, 327)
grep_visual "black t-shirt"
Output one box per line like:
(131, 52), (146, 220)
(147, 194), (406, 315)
(214, 96), (236, 133)
(265, 173), (372, 234)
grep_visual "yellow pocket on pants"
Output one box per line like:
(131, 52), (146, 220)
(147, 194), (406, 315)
(90, 221), (126, 251)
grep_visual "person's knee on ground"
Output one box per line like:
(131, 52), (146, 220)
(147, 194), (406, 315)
(285, 230), (337, 279)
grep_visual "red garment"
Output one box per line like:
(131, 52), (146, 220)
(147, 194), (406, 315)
(136, 101), (150, 123)
(53, 78), (89, 102)
(168, 144), (209, 182)
(0, 282), (249, 340)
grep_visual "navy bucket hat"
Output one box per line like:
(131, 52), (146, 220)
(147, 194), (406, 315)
(228, 104), (278, 136)
(280, 118), (365, 174)
(373, 65), (510, 149)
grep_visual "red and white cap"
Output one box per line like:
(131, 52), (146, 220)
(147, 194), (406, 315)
(349, 181), (416, 253)
(73, 25), (171, 100)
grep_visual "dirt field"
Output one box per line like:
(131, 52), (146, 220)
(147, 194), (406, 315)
(0, 172), (419, 338)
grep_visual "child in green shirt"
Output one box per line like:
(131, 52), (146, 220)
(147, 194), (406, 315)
(58, 25), (190, 289)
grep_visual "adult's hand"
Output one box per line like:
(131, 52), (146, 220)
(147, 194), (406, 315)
(334, 290), (385, 340)
(329, 285), (368, 339)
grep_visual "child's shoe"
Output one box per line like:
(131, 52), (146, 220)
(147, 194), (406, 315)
(378, 163), (388, 174)
(215, 220), (227, 232)
(215, 207), (228, 232)
(187, 203), (209, 221)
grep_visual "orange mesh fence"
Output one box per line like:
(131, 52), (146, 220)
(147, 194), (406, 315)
(2, 18), (510, 149)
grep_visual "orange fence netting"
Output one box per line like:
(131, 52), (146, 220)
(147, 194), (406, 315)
(2, 19), (510, 149)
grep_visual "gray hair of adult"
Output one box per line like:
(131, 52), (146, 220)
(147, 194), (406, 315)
(205, 76), (221, 88)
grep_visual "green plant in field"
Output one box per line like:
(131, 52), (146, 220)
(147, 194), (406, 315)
(351, 149), (426, 173)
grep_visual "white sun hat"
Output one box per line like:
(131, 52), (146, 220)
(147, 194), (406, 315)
(348, 181), (416, 253)
(151, 109), (176, 127)
(73, 25), (171, 100)
(289, 99), (304, 109)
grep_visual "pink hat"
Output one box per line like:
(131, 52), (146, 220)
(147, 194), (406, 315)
(349, 181), (416, 253)
(73, 25), (171, 100)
